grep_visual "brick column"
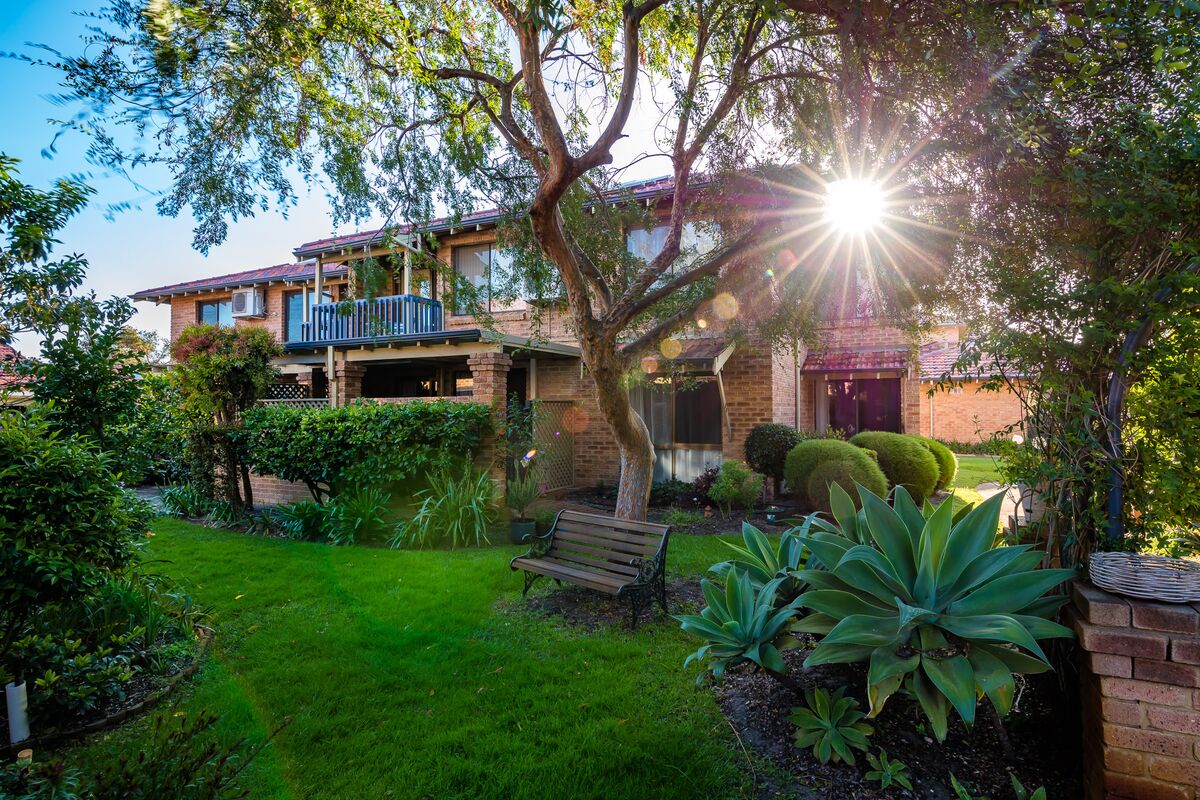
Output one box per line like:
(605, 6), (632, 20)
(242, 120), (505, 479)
(295, 368), (317, 398)
(467, 351), (512, 489)
(1066, 581), (1200, 799)
(334, 362), (367, 406)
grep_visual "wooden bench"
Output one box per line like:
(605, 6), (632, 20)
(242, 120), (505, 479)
(510, 510), (671, 628)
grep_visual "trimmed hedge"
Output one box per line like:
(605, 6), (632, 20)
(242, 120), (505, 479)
(848, 431), (939, 503)
(237, 399), (493, 502)
(784, 439), (887, 511)
(916, 436), (958, 490)
(744, 423), (802, 491)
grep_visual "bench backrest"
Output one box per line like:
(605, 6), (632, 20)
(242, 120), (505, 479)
(546, 510), (671, 578)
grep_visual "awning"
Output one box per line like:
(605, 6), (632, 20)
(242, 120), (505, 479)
(799, 347), (910, 373)
(640, 337), (736, 375)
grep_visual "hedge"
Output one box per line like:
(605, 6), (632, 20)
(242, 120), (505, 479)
(237, 400), (493, 502)
(783, 439), (887, 511)
(916, 436), (958, 490)
(848, 431), (940, 503)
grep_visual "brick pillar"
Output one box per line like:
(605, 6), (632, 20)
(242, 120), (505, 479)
(1066, 580), (1200, 799)
(295, 368), (316, 398)
(334, 362), (367, 406)
(467, 351), (512, 489)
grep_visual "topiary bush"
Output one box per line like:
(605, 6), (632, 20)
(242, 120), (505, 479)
(916, 435), (957, 490)
(848, 431), (940, 503)
(806, 459), (883, 515)
(744, 423), (803, 494)
(783, 439), (887, 510)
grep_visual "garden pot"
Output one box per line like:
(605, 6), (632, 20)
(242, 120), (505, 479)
(6, 680), (29, 744)
(509, 519), (537, 545)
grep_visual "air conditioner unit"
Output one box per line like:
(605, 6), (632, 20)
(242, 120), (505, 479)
(231, 289), (265, 318)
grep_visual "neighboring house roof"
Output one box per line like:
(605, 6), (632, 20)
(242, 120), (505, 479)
(918, 344), (1020, 381)
(800, 347), (911, 373)
(0, 343), (31, 393)
(131, 262), (348, 303)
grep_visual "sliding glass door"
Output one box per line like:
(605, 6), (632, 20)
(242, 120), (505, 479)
(826, 377), (901, 435)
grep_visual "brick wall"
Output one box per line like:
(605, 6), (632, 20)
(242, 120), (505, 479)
(1067, 581), (1200, 799)
(247, 472), (312, 506)
(917, 380), (1025, 442)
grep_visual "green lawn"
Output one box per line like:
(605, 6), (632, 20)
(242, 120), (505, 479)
(947, 455), (1005, 510)
(57, 520), (753, 800)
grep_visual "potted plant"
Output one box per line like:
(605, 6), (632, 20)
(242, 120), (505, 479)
(507, 463), (541, 544)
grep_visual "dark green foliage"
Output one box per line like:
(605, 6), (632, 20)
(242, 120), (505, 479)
(917, 436), (958, 491)
(0, 409), (152, 661)
(650, 479), (693, 507)
(327, 485), (391, 545)
(806, 459), (874, 515)
(783, 439), (887, 510)
(933, 438), (1004, 456)
(789, 687), (873, 766)
(160, 483), (216, 518)
(237, 401), (493, 503)
(392, 466), (499, 549)
(131, 373), (197, 484)
(744, 423), (802, 492)
(848, 431), (940, 503)
(865, 749), (913, 791)
(707, 460), (764, 517)
(272, 500), (334, 542)
(9, 632), (137, 720)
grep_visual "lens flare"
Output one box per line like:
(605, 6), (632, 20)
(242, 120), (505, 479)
(824, 178), (886, 234)
(713, 292), (739, 320)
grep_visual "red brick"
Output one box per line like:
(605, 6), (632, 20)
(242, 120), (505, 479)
(1104, 747), (1146, 776)
(1077, 620), (1169, 659)
(1074, 581), (1132, 627)
(1092, 652), (1134, 678)
(1132, 600), (1200, 636)
(1172, 638), (1200, 665)
(1104, 772), (1190, 799)
(1102, 697), (1143, 727)
(1149, 756), (1200, 787)
(1101, 678), (1193, 707)
(1147, 706), (1200, 736)
(1104, 723), (1195, 757)
(1136, 659), (1200, 688)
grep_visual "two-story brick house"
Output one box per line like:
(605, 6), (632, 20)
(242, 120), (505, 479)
(134, 178), (1022, 503)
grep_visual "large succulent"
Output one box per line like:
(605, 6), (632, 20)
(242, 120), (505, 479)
(794, 483), (1074, 740)
(710, 520), (812, 602)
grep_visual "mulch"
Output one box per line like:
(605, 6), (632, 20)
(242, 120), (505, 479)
(509, 578), (706, 631)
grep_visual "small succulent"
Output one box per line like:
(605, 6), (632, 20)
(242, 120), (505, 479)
(789, 687), (873, 765)
(865, 749), (913, 791)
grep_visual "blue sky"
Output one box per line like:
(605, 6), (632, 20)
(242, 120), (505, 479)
(0, 0), (361, 354)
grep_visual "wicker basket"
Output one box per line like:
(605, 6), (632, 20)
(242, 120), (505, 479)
(1088, 551), (1200, 603)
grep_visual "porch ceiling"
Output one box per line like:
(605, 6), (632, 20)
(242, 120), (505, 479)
(279, 329), (579, 365)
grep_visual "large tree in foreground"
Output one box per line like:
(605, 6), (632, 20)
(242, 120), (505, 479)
(46, 0), (1031, 517)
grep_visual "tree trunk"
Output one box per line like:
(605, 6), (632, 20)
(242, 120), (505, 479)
(584, 346), (655, 521)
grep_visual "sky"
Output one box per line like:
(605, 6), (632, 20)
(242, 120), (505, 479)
(0, 1), (370, 355)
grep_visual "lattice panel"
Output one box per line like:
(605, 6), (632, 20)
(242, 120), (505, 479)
(533, 400), (575, 491)
(266, 382), (310, 400)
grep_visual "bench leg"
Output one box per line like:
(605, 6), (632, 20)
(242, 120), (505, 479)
(657, 571), (668, 614)
(521, 571), (542, 598)
(629, 591), (642, 631)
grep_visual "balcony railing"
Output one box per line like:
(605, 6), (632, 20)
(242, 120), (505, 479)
(298, 294), (443, 345)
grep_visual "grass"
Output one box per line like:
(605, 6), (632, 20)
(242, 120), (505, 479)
(945, 455), (1006, 511)
(56, 519), (753, 800)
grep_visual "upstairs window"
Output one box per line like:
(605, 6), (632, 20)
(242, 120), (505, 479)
(626, 222), (717, 286)
(284, 289), (333, 342)
(198, 299), (233, 328)
(452, 243), (521, 314)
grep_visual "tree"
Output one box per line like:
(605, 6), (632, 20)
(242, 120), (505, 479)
(45, 1), (1038, 518)
(942, 2), (1200, 561)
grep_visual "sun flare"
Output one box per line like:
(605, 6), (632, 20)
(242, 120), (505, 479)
(823, 178), (886, 235)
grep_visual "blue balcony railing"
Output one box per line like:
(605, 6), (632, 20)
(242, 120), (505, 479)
(299, 295), (443, 345)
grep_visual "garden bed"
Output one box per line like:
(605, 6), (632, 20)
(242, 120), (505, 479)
(560, 488), (802, 535)
(716, 647), (1081, 800)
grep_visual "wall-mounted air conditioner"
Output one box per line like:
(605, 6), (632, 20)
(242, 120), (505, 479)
(231, 289), (266, 318)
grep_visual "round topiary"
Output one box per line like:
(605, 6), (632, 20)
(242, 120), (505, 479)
(848, 431), (940, 503)
(916, 436), (957, 491)
(744, 423), (803, 493)
(784, 439), (888, 510)
(805, 457), (888, 515)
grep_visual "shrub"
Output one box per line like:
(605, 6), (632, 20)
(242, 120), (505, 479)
(160, 483), (216, 518)
(934, 437), (1005, 456)
(238, 400), (493, 503)
(650, 478), (693, 507)
(789, 687), (873, 766)
(848, 431), (940, 503)
(783, 439), (887, 510)
(506, 466), (541, 521)
(744, 423), (803, 493)
(327, 485), (391, 545)
(392, 466), (498, 548)
(662, 508), (704, 526)
(794, 484), (1074, 741)
(273, 500), (334, 542)
(917, 435), (958, 490)
(690, 464), (721, 505)
(707, 460), (764, 517)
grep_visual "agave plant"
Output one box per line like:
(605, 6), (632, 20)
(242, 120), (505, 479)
(789, 687), (873, 765)
(710, 519), (813, 602)
(865, 749), (913, 791)
(677, 569), (803, 683)
(794, 482), (1074, 740)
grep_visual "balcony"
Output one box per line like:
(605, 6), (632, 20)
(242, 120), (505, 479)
(296, 294), (443, 347)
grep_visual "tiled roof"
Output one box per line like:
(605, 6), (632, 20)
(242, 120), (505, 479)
(918, 345), (1017, 380)
(800, 347), (911, 373)
(0, 343), (29, 391)
(132, 262), (347, 302)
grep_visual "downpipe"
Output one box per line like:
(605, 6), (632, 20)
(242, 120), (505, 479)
(6, 680), (30, 744)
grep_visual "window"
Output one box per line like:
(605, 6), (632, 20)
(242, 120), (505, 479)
(827, 378), (901, 436)
(629, 377), (723, 482)
(626, 222), (717, 285)
(198, 299), (233, 328)
(284, 289), (332, 343)
(452, 243), (522, 315)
